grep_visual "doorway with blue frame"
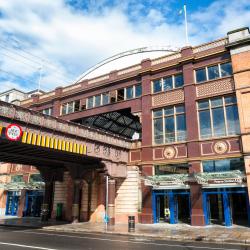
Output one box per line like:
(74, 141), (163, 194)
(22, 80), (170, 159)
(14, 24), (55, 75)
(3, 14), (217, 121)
(5, 191), (20, 216)
(202, 187), (250, 227)
(152, 189), (191, 224)
(23, 190), (44, 217)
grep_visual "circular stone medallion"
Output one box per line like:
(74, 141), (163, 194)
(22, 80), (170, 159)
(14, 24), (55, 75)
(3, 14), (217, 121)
(214, 141), (228, 154)
(164, 147), (175, 159)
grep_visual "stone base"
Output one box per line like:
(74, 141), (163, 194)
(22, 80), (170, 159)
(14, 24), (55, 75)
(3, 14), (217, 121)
(139, 213), (153, 224)
(115, 213), (138, 223)
(191, 214), (206, 226)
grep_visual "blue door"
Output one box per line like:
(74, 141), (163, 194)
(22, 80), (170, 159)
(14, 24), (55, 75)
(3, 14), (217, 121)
(6, 191), (20, 216)
(223, 193), (232, 227)
(153, 190), (190, 224)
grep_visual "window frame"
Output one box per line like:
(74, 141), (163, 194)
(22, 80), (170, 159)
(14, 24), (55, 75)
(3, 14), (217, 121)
(197, 95), (239, 139)
(152, 73), (184, 94)
(61, 100), (81, 115)
(195, 61), (232, 84)
(153, 104), (187, 145)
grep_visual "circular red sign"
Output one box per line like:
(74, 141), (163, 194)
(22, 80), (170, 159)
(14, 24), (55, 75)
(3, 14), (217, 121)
(5, 124), (23, 141)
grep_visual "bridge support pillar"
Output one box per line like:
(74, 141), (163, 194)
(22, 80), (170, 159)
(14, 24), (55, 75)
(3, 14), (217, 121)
(72, 180), (81, 223)
(108, 178), (116, 226)
(41, 181), (53, 222)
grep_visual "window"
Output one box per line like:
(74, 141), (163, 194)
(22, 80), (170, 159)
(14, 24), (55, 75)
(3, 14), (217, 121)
(95, 95), (101, 107)
(135, 84), (142, 97)
(155, 163), (189, 175)
(202, 158), (244, 173)
(153, 105), (187, 144)
(42, 108), (52, 116)
(61, 100), (81, 115)
(196, 68), (207, 83)
(153, 74), (184, 93)
(5, 94), (10, 102)
(195, 62), (232, 83)
(29, 174), (43, 183)
(11, 175), (23, 183)
(102, 93), (110, 105)
(126, 86), (134, 100)
(87, 97), (94, 109)
(198, 96), (240, 139)
(87, 93), (110, 109)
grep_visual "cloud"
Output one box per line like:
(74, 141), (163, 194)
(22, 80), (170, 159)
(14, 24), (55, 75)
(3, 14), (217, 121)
(0, 0), (249, 92)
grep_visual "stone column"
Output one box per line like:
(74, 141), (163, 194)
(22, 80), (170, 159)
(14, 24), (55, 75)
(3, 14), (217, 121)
(41, 181), (53, 222)
(108, 178), (116, 225)
(17, 189), (26, 217)
(72, 180), (81, 223)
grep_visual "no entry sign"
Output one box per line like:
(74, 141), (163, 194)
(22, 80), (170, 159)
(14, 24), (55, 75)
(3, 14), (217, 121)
(5, 124), (23, 141)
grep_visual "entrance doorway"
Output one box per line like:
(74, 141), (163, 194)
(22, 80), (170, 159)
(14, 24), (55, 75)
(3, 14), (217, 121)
(24, 191), (44, 217)
(203, 188), (250, 227)
(153, 189), (190, 224)
(5, 191), (20, 216)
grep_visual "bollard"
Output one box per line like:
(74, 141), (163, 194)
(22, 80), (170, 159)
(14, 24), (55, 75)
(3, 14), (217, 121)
(128, 215), (135, 232)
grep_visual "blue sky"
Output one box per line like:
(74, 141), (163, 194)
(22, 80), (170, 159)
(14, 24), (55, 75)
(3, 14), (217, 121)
(0, 0), (250, 92)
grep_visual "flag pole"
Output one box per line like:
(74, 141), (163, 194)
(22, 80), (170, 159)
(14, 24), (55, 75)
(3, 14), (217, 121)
(183, 4), (189, 45)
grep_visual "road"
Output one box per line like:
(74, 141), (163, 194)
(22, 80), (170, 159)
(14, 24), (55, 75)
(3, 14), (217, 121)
(0, 226), (249, 250)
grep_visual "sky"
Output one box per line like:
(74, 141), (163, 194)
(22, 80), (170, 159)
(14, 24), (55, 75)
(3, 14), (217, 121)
(0, 0), (250, 93)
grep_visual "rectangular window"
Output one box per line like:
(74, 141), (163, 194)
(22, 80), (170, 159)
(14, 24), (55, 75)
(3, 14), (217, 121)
(153, 105), (186, 144)
(220, 62), (232, 77)
(163, 76), (173, 91)
(135, 84), (142, 97)
(102, 93), (110, 105)
(196, 68), (207, 83)
(61, 104), (67, 115)
(117, 89), (125, 101)
(155, 163), (189, 175)
(29, 174), (43, 183)
(95, 95), (101, 107)
(195, 61), (232, 83)
(87, 97), (94, 109)
(153, 79), (162, 93)
(11, 175), (23, 183)
(198, 96), (240, 139)
(61, 100), (81, 114)
(67, 102), (74, 114)
(174, 74), (184, 88)
(126, 86), (134, 99)
(74, 100), (80, 112)
(42, 108), (52, 116)
(202, 158), (244, 172)
(208, 65), (219, 80)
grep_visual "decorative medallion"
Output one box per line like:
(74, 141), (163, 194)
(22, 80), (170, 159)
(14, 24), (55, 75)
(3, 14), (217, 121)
(214, 141), (228, 154)
(164, 147), (175, 159)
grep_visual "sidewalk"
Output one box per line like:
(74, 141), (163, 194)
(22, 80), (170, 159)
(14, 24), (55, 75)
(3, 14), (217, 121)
(0, 216), (65, 228)
(44, 222), (250, 245)
(0, 217), (249, 245)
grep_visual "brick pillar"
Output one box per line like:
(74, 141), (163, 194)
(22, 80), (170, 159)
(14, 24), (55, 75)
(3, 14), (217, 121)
(41, 181), (53, 221)
(72, 180), (81, 223)
(140, 165), (153, 223)
(108, 178), (116, 225)
(140, 59), (154, 224)
(17, 189), (26, 217)
(189, 161), (205, 226)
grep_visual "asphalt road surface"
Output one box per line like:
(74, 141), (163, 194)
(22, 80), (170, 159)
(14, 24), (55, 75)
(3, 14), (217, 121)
(0, 226), (249, 250)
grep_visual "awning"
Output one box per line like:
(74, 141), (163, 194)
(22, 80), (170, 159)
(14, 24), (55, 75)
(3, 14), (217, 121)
(143, 174), (189, 189)
(0, 182), (45, 191)
(194, 170), (246, 185)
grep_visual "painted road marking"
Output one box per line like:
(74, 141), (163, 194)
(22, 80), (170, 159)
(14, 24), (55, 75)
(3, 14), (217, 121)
(13, 230), (241, 250)
(0, 242), (58, 250)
